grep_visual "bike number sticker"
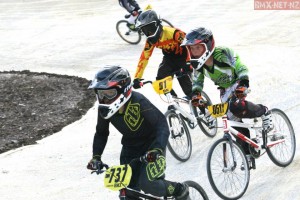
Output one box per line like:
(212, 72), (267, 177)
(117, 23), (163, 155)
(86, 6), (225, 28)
(152, 76), (173, 94)
(207, 102), (229, 118)
(104, 164), (132, 191)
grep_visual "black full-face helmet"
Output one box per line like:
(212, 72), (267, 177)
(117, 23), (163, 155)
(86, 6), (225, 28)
(88, 66), (132, 119)
(181, 27), (215, 70)
(136, 9), (162, 44)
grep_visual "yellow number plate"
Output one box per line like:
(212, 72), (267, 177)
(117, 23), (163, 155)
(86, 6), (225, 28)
(152, 76), (173, 95)
(104, 164), (132, 191)
(207, 102), (229, 118)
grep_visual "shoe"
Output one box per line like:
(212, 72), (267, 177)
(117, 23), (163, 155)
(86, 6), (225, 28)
(205, 113), (216, 129)
(174, 183), (189, 200)
(241, 154), (256, 170)
(261, 110), (273, 132)
(124, 14), (131, 19)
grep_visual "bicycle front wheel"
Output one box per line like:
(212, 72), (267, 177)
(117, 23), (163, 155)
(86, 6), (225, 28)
(165, 110), (192, 162)
(116, 20), (141, 44)
(161, 18), (174, 27)
(184, 180), (209, 200)
(197, 91), (218, 138)
(207, 138), (250, 200)
(266, 108), (296, 167)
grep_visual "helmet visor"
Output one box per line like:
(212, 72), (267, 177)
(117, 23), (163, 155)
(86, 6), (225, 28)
(95, 88), (118, 100)
(140, 22), (158, 37)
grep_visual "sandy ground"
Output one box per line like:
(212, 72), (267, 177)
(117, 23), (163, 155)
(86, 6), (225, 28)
(0, 0), (300, 199)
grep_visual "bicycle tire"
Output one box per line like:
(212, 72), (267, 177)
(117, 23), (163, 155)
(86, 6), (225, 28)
(165, 110), (192, 162)
(161, 18), (174, 27)
(207, 138), (250, 200)
(266, 108), (296, 167)
(184, 180), (209, 200)
(197, 91), (218, 138)
(116, 20), (141, 44)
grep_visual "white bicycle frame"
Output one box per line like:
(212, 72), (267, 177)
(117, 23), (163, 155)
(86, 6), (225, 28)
(164, 92), (201, 125)
(222, 115), (286, 151)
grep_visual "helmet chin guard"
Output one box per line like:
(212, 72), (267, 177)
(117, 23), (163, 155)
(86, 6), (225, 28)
(190, 43), (215, 71)
(98, 90), (132, 119)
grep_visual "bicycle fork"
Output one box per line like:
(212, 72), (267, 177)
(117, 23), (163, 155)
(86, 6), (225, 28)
(222, 115), (237, 172)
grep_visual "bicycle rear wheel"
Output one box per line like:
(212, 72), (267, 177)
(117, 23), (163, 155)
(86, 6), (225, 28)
(184, 181), (209, 200)
(196, 91), (218, 138)
(266, 108), (296, 167)
(207, 138), (250, 200)
(165, 110), (192, 162)
(161, 18), (174, 27)
(116, 20), (141, 44)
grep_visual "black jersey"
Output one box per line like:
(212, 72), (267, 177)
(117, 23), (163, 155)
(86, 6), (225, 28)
(92, 91), (169, 157)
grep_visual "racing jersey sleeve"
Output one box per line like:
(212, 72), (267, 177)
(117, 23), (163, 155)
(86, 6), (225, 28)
(92, 109), (110, 157)
(134, 42), (155, 79)
(192, 69), (205, 94)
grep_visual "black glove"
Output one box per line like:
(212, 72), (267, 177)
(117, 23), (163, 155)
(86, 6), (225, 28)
(181, 63), (193, 73)
(87, 155), (103, 170)
(133, 78), (143, 89)
(141, 149), (163, 163)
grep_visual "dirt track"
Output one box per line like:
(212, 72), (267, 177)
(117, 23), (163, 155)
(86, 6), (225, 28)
(0, 70), (95, 153)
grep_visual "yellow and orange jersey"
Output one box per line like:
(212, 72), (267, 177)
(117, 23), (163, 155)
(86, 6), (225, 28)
(134, 26), (189, 79)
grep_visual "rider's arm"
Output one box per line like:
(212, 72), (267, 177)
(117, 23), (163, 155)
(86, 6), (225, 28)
(220, 47), (249, 82)
(140, 97), (170, 151)
(134, 42), (155, 79)
(192, 69), (205, 94)
(234, 53), (249, 82)
(92, 108), (110, 157)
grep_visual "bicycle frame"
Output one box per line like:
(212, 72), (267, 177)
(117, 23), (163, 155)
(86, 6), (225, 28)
(221, 115), (286, 152)
(120, 187), (173, 200)
(165, 93), (199, 126)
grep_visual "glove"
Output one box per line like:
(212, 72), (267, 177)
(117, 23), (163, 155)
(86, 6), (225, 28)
(235, 86), (248, 99)
(235, 79), (249, 99)
(180, 63), (193, 74)
(87, 155), (103, 170)
(141, 149), (163, 163)
(133, 78), (143, 89)
(191, 93), (205, 107)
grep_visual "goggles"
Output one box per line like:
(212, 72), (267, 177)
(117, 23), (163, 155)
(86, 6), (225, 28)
(141, 22), (158, 37)
(95, 88), (118, 100)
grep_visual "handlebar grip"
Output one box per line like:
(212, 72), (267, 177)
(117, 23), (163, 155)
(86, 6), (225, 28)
(142, 81), (152, 85)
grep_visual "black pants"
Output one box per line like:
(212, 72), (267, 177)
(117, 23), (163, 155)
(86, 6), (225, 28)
(120, 145), (178, 199)
(156, 56), (192, 98)
(229, 95), (266, 119)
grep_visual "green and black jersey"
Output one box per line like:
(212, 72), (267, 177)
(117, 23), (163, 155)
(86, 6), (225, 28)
(192, 46), (249, 93)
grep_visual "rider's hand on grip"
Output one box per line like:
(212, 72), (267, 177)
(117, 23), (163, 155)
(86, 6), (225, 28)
(141, 149), (163, 163)
(181, 63), (193, 73)
(191, 93), (205, 107)
(87, 155), (104, 170)
(235, 79), (250, 99)
(235, 86), (248, 99)
(133, 78), (144, 89)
